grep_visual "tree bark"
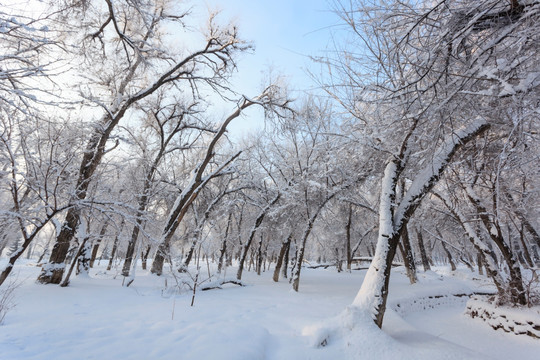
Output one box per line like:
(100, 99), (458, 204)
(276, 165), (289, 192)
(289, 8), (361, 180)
(415, 228), (431, 272)
(256, 234), (264, 276)
(401, 226), (417, 283)
(37, 210), (80, 284)
(345, 204), (353, 271)
(217, 214), (232, 274)
(282, 239), (291, 279)
(518, 223), (534, 268)
(76, 238), (91, 276)
(273, 234), (292, 282)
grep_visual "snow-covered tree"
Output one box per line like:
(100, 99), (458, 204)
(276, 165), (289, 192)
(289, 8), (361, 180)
(324, 0), (540, 327)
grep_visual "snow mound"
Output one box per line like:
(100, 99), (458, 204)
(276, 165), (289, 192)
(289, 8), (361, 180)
(466, 297), (540, 339)
(302, 305), (411, 358)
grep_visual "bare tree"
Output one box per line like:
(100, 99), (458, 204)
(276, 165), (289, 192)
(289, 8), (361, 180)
(324, 0), (540, 328)
(151, 88), (290, 276)
(120, 97), (204, 277)
(37, 1), (251, 284)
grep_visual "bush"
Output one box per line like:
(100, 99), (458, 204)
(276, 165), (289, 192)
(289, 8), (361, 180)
(0, 279), (19, 324)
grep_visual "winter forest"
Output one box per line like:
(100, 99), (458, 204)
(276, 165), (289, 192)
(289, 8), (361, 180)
(1, 0), (539, 359)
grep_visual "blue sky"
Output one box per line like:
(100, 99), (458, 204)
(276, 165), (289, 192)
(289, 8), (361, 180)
(200, 0), (341, 134)
(204, 0), (339, 92)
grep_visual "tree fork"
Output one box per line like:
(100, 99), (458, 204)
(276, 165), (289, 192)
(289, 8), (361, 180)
(355, 121), (489, 328)
(273, 234), (292, 282)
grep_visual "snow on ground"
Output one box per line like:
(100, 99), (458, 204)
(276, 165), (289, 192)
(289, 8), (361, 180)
(0, 261), (538, 359)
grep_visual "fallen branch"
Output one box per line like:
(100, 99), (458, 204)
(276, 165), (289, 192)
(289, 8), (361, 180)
(200, 279), (245, 291)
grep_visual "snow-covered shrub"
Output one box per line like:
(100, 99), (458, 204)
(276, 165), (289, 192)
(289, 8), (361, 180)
(0, 279), (19, 324)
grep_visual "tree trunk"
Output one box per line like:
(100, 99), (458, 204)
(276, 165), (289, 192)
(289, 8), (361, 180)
(217, 236), (228, 274)
(282, 239), (290, 279)
(398, 244), (408, 270)
(335, 247), (343, 273)
(292, 193), (337, 292)
(122, 221), (144, 276)
(353, 121), (489, 328)
(440, 239), (457, 271)
(107, 220), (124, 271)
(518, 223), (534, 268)
(0, 234), (8, 258)
(182, 234), (198, 269)
(466, 188), (527, 305)
(368, 243), (375, 257)
(77, 239), (91, 276)
(37, 210), (80, 284)
(415, 228), (431, 272)
(477, 252), (484, 275)
(217, 215), (231, 274)
(151, 241), (170, 276)
(401, 226), (417, 283)
(237, 193), (280, 280)
(345, 204), (353, 271)
(60, 237), (89, 287)
(90, 222), (108, 268)
(256, 234), (263, 276)
(25, 243), (33, 259)
(141, 245), (151, 270)
(273, 234), (292, 282)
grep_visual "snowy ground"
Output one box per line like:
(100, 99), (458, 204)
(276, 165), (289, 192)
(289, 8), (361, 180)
(1, 260), (538, 359)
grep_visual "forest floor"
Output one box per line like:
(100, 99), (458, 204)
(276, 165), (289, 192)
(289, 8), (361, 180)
(0, 260), (538, 359)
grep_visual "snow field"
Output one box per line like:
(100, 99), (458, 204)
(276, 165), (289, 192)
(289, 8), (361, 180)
(0, 261), (538, 359)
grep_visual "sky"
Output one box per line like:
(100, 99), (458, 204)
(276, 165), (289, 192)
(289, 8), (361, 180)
(199, 0), (343, 135)
(203, 0), (340, 93)
(6, 0), (344, 137)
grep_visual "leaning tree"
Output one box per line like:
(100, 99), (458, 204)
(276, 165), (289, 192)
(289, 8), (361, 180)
(324, 0), (540, 328)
